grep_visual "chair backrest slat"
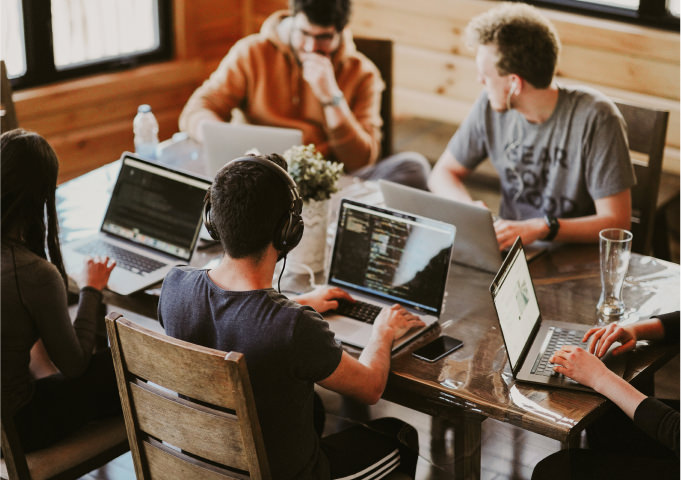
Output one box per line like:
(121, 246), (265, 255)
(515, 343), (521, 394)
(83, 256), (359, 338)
(143, 439), (249, 480)
(130, 381), (249, 469)
(106, 312), (271, 480)
(115, 319), (239, 408)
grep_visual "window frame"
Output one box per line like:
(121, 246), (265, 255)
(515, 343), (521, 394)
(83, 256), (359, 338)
(12, 0), (173, 90)
(521, 0), (679, 31)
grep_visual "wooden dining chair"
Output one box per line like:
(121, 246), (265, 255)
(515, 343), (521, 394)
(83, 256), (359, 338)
(354, 37), (393, 158)
(614, 101), (669, 255)
(106, 312), (271, 480)
(0, 407), (128, 480)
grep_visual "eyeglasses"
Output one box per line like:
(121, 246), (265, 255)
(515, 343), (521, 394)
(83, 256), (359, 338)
(294, 27), (338, 47)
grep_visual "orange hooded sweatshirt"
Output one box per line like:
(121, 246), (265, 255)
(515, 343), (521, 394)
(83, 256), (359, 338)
(179, 11), (384, 171)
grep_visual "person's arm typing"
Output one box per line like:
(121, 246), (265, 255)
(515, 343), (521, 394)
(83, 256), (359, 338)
(317, 304), (424, 404)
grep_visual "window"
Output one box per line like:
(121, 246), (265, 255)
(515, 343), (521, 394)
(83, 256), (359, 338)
(1, 0), (172, 89)
(523, 0), (679, 30)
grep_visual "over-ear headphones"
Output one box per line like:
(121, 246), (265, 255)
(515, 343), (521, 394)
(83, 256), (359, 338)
(202, 156), (304, 258)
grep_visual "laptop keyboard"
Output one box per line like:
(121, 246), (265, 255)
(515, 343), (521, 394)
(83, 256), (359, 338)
(531, 327), (587, 377)
(75, 240), (165, 274)
(334, 299), (382, 324)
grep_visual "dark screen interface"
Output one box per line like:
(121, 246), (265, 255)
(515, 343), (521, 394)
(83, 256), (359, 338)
(329, 201), (454, 314)
(101, 158), (209, 260)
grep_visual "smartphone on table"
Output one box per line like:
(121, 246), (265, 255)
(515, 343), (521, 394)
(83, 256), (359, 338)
(412, 335), (464, 362)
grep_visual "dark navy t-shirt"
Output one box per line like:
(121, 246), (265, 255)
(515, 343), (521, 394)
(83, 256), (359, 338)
(158, 266), (343, 479)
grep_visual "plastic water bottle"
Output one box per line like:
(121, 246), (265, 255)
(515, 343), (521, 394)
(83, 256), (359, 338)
(133, 104), (159, 159)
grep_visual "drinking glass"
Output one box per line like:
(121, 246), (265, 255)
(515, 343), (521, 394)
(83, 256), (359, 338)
(596, 228), (632, 323)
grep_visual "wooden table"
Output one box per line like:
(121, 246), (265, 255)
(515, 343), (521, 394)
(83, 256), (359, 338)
(383, 245), (679, 479)
(58, 160), (680, 479)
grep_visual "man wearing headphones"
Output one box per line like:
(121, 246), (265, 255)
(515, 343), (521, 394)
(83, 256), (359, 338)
(158, 154), (422, 479)
(428, 3), (635, 251)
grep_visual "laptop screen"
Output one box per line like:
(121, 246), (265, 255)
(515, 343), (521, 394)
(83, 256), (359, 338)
(489, 239), (541, 371)
(328, 199), (455, 315)
(101, 156), (211, 261)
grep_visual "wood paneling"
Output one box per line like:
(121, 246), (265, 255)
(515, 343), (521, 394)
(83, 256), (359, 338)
(349, 0), (680, 173)
(13, 0), (246, 184)
(11, 0), (679, 180)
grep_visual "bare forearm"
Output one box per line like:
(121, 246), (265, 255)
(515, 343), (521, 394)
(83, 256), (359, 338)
(592, 370), (647, 419)
(552, 214), (631, 243)
(428, 166), (474, 203)
(357, 327), (395, 402)
(633, 318), (666, 341)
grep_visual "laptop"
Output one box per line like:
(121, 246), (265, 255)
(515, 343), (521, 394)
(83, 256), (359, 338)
(62, 153), (211, 296)
(489, 237), (626, 391)
(322, 199), (456, 352)
(201, 122), (303, 178)
(379, 180), (502, 273)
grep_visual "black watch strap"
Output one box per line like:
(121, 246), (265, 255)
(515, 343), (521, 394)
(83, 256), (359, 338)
(543, 215), (559, 241)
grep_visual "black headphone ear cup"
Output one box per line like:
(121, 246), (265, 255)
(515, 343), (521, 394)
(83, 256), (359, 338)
(273, 211), (304, 257)
(203, 201), (220, 241)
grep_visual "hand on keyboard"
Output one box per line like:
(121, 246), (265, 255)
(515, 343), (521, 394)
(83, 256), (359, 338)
(293, 286), (355, 313)
(84, 256), (116, 291)
(583, 323), (637, 358)
(548, 345), (611, 389)
(374, 304), (425, 341)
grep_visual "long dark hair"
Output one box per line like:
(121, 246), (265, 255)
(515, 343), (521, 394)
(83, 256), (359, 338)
(1, 129), (67, 286)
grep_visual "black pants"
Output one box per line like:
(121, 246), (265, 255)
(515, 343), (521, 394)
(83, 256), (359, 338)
(313, 393), (419, 479)
(532, 400), (679, 480)
(13, 349), (122, 452)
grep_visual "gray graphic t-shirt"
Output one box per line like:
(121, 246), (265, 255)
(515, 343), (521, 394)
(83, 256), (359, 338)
(448, 85), (636, 220)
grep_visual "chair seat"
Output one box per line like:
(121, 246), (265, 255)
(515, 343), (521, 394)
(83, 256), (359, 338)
(1, 416), (127, 480)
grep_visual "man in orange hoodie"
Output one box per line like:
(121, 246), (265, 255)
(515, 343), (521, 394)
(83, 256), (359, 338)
(180, 0), (430, 189)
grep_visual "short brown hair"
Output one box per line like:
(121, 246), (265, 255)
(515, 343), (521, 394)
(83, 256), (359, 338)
(464, 3), (561, 89)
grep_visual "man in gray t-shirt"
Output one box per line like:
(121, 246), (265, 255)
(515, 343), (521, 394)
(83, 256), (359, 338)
(429, 3), (635, 251)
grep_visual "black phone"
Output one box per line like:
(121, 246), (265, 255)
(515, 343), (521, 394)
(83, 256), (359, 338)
(412, 335), (464, 362)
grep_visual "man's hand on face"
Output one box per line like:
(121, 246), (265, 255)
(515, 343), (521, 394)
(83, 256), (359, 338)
(299, 52), (341, 105)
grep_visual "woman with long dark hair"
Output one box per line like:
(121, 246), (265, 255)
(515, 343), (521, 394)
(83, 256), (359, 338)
(1, 128), (121, 451)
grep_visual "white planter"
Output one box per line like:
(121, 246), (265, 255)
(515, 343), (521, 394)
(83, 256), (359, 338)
(287, 198), (330, 273)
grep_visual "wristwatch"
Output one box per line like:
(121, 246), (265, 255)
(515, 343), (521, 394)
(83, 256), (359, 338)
(321, 92), (344, 108)
(543, 215), (560, 241)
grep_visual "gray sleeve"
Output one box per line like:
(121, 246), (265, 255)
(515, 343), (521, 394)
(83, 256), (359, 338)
(582, 101), (636, 200)
(446, 91), (490, 171)
(290, 308), (343, 382)
(21, 261), (99, 377)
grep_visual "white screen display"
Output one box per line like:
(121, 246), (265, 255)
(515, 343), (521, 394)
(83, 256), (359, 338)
(492, 247), (540, 370)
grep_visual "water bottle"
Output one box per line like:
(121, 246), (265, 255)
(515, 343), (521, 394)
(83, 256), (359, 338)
(133, 104), (159, 159)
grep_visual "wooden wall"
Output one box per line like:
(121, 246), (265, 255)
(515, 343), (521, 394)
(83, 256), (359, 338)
(346, 0), (680, 173)
(13, 0), (248, 183)
(12, 0), (680, 183)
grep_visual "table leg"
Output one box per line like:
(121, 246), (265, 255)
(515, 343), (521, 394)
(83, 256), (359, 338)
(561, 432), (582, 450)
(453, 413), (483, 480)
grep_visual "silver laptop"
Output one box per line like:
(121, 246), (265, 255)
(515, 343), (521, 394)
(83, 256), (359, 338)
(323, 199), (456, 352)
(379, 180), (502, 273)
(200, 122), (303, 178)
(489, 237), (626, 391)
(63, 153), (211, 296)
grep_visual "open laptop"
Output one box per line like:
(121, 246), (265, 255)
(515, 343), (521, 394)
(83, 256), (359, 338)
(379, 180), (502, 273)
(62, 153), (211, 296)
(322, 199), (456, 352)
(201, 122), (303, 178)
(489, 237), (626, 391)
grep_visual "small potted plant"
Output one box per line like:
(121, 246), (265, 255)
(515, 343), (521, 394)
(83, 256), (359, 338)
(284, 144), (344, 202)
(283, 144), (344, 272)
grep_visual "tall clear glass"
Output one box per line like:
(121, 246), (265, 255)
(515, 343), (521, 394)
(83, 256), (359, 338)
(596, 228), (632, 323)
